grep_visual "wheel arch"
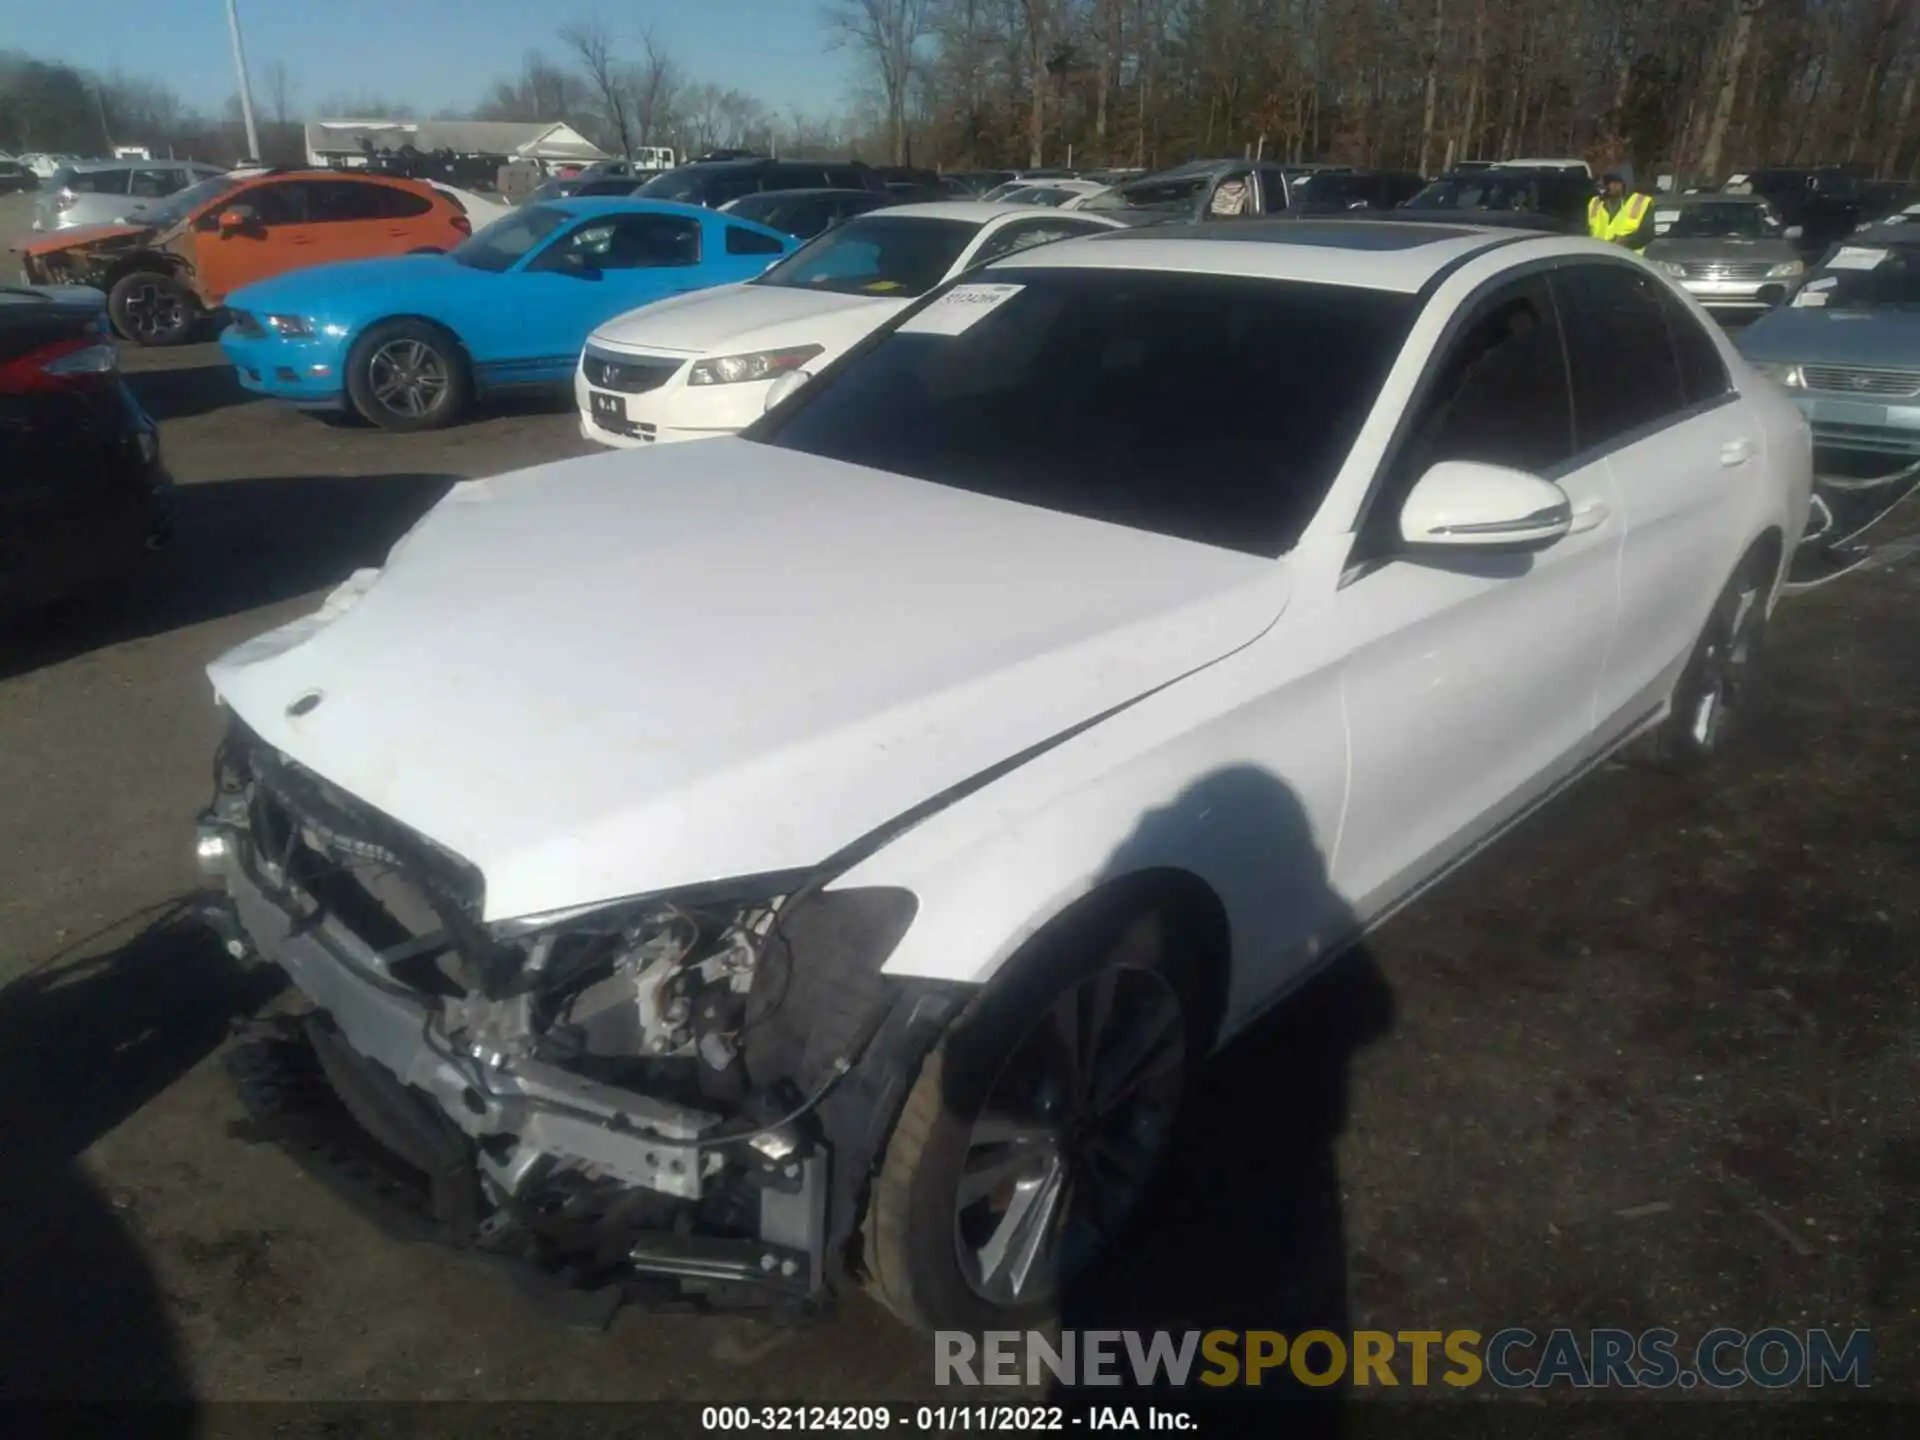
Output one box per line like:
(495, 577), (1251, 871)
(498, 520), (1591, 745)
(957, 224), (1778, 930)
(962, 865), (1235, 1056)
(103, 251), (189, 291)
(1744, 524), (1787, 605)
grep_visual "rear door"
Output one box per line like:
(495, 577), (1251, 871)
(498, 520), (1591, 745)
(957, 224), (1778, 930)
(304, 180), (437, 263)
(1552, 262), (1759, 731)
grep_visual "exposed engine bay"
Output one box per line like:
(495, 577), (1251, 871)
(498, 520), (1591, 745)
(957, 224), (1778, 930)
(198, 721), (958, 1321)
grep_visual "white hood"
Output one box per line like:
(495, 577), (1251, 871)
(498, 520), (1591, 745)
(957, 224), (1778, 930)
(590, 282), (901, 357)
(208, 441), (1285, 922)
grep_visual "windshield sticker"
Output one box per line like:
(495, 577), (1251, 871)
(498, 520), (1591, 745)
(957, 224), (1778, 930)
(898, 282), (1025, 337)
(1792, 290), (1828, 308)
(1826, 246), (1890, 270)
(1655, 209), (1680, 224)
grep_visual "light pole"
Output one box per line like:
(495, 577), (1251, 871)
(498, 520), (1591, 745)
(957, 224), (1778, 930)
(226, 0), (263, 162)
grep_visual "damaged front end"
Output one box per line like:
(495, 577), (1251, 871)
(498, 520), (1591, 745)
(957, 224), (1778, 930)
(198, 722), (961, 1322)
(19, 228), (159, 289)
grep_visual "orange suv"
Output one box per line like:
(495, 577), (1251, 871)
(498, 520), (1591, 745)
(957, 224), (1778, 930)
(17, 169), (472, 346)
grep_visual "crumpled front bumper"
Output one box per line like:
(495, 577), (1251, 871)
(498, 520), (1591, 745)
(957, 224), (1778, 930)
(195, 794), (835, 1314)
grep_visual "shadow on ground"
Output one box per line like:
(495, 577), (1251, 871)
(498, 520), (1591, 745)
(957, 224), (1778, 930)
(0, 900), (284, 1407)
(126, 363), (251, 423)
(3, 471), (457, 680)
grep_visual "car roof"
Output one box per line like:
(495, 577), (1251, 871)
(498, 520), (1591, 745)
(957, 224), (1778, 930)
(1666, 191), (1770, 205)
(65, 157), (213, 173)
(853, 200), (1060, 223)
(543, 196), (773, 225)
(729, 188), (886, 203)
(984, 218), (1578, 293)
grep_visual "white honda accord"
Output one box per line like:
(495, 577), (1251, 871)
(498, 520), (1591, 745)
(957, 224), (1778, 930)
(573, 201), (1124, 446)
(200, 221), (1810, 1335)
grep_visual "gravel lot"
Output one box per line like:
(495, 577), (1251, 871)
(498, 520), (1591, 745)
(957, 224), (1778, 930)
(2, 190), (1914, 1416)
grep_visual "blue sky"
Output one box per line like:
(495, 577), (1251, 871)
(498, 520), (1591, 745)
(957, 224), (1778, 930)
(1, 0), (858, 119)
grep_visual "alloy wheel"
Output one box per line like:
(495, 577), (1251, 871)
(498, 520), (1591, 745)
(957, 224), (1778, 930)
(953, 961), (1185, 1308)
(124, 281), (184, 342)
(1690, 584), (1761, 750)
(367, 338), (449, 419)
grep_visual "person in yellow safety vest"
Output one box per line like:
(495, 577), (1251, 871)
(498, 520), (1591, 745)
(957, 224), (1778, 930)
(1589, 171), (1655, 250)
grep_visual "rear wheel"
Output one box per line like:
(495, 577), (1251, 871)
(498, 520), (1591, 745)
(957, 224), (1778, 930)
(345, 320), (469, 431)
(862, 906), (1194, 1331)
(107, 271), (199, 347)
(1650, 561), (1769, 771)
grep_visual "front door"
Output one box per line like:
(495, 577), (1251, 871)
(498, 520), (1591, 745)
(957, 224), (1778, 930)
(1330, 273), (1624, 919)
(476, 212), (709, 383)
(191, 179), (317, 302)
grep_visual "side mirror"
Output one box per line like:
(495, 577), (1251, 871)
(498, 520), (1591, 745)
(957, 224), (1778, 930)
(764, 369), (812, 413)
(1784, 224), (1804, 240)
(217, 205), (254, 235)
(1399, 460), (1572, 550)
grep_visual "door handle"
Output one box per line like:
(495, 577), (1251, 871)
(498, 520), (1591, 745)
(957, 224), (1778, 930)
(1720, 437), (1757, 467)
(1567, 501), (1610, 535)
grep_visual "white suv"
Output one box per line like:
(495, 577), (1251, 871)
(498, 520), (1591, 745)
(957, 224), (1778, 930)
(200, 222), (1809, 1333)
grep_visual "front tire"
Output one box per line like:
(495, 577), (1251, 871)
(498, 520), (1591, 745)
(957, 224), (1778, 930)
(862, 906), (1195, 1332)
(1650, 562), (1769, 771)
(107, 271), (199, 347)
(345, 320), (469, 431)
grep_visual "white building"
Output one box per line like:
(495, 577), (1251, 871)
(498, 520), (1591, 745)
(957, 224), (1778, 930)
(304, 120), (608, 169)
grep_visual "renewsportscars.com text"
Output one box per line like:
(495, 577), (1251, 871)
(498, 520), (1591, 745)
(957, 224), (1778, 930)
(935, 1327), (1873, 1390)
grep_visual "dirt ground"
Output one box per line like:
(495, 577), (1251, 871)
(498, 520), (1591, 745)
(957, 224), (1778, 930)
(1, 191), (1914, 1417)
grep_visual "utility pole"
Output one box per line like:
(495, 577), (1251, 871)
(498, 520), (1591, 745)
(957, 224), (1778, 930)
(226, 0), (263, 162)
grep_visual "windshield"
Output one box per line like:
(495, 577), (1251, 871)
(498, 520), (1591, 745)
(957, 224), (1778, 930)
(1667, 202), (1778, 239)
(1796, 245), (1920, 310)
(148, 173), (240, 227)
(752, 269), (1413, 557)
(638, 168), (707, 203)
(1407, 174), (1554, 212)
(451, 205), (571, 272)
(1080, 173), (1207, 213)
(753, 216), (978, 297)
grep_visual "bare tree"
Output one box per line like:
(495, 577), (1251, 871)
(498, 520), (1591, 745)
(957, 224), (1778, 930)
(563, 19), (632, 156)
(628, 27), (680, 147)
(826, 0), (932, 164)
(1697, 0), (1764, 183)
(262, 58), (298, 127)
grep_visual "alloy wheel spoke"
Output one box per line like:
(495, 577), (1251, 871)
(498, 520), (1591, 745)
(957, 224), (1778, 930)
(975, 1153), (1066, 1299)
(1090, 1003), (1183, 1115)
(957, 1137), (1052, 1209)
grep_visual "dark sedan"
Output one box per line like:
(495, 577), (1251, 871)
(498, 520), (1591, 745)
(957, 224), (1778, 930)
(1, 284), (172, 614)
(718, 187), (897, 239)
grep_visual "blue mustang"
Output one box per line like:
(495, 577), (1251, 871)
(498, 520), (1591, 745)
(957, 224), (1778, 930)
(219, 198), (795, 430)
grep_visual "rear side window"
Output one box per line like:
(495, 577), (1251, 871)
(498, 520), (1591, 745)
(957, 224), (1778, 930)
(1551, 264), (1687, 451)
(1664, 294), (1732, 406)
(129, 168), (188, 199)
(1396, 275), (1575, 483)
(759, 269), (1415, 557)
(726, 225), (786, 255)
(308, 181), (430, 222)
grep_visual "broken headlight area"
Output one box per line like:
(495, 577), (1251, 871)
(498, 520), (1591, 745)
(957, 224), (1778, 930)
(201, 725), (936, 1320)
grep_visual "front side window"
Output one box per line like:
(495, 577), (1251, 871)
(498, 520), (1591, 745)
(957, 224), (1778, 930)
(754, 216), (979, 297)
(533, 214), (702, 270)
(452, 205), (571, 271)
(1551, 264), (1687, 450)
(754, 269), (1414, 557)
(68, 168), (131, 195)
(244, 182), (311, 226)
(1395, 276), (1575, 488)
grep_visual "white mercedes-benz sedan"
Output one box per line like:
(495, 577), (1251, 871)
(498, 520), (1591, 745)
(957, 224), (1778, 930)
(573, 201), (1124, 447)
(198, 221), (1811, 1335)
